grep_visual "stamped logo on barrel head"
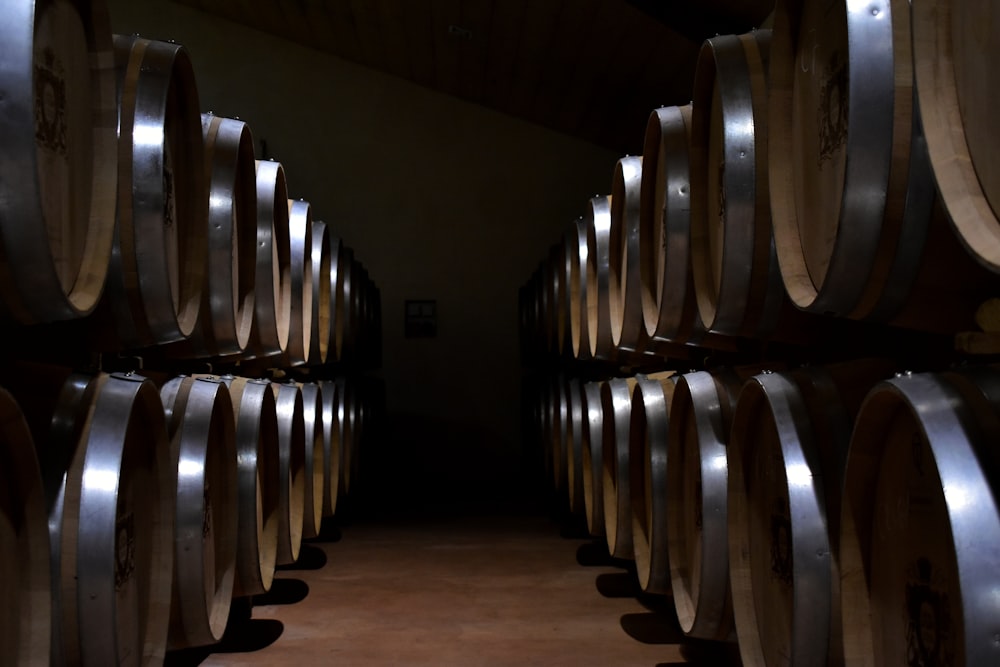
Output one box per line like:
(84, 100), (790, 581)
(770, 497), (793, 584)
(34, 48), (68, 156)
(817, 52), (848, 166)
(905, 557), (954, 666)
(115, 511), (136, 590)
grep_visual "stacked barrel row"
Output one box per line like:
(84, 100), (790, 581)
(529, 361), (1000, 666)
(0, 364), (384, 665)
(522, 1), (999, 666)
(0, 1), (383, 373)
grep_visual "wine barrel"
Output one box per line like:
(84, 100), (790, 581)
(307, 221), (332, 365)
(581, 381), (606, 537)
(299, 382), (324, 539)
(666, 369), (744, 641)
(690, 30), (803, 341)
(841, 367), (1000, 666)
(768, 0), (999, 332)
(601, 375), (640, 559)
(43, 372), (173, 665)
(271, 382), (305, 566)
(913, 0), (1000, 273)
(318, 380), (340, 517)
(0, 388), (50, 666)
(0, 0), (117, 323)
(585, 195), (616, 361)
(630, 371), (678, 593)
(101, 35), (207, 348)
(565, 219), (590, 360)
(339, 246), (358, 361)
(548, 242), (566, 358)
(728, 360), (893, 667)
(169, 114), (257, 359)
(244, 160), (291, 359)
(609, 156), (646, 354)
(326, 235), (346, 364)
(336, 376), (356, 497)
(218, 375), (279, 597)
(564, 377), (586, 518)
(640, 104), (701, 345)
(159, 375), (238, 649)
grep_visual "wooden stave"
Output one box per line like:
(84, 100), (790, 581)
(159, 375), (238, 649)
(298, 382), (324, 540)
(666, 369), (742, 640)
(318, 380), (340, 517)
(768, 0), (918, 317)
(271, 382), (305, 566)
(601, 376), (639, 559)
(218, 375), (279, 598)
(0, 0), (118, 324)
(630, 371), (678, 595)
(104, 35), (207, 348)
(728, 362), (892, 667)
(841, 369), (1000, 667)
(912, 0), (1000, 272)
(0, 387), (51, 666)
(581, 380), (606, 537)
(71, 372), (173, 666)
(307, 221), (332, 366)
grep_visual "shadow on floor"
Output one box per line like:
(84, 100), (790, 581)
(164, 617), (285, 666)
(595, 571), (642, 598)
(278, 544), (328, 571)
(656, 638), (743, 666)
(252, 578), (310, 606)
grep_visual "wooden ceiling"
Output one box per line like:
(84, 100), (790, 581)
(173, 0), (773, 153)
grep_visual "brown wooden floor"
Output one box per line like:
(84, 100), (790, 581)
(166, 513), (736, 666)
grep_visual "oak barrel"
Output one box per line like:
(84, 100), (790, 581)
(271, 382), (305, 566)
(581, 381), (606, 537)
(159, 375), (238, 649)
(0, 0), (117, 323)
(298, 382), (325, 539)
(601, 375), (640, 559)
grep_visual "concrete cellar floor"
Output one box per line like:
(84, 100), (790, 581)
(165, 513), (737, 666)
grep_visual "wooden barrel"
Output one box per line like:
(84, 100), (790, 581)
(601, 376), (640, 559)
(690, 30), (801, 341)
(609, 156), (645, 354)
(666, 369), (743, 641)
(640, 104), (701, 345)
(0, 0), (117, 323)
(0, 387), (50, 666)
(913, 0), (1000, 273)
(585, 195), (616, 361)
(841, 367), (1000, 666)
(629, 371), (678, 594)
(547, 242), (565, 358)
(307, 221), (332, 365)
(551, 374), (569, 495)
(326, 235), (346, 364)
(339, 246), (358, 361)
(218, 375), (279, 597)
(581, 381), (606, 537)
(766, 0), (994, 332)
(271, 382), (305, 566)
(42, 372), (173, 665)
(244, 159), (291, 359)
(336, 376), (356, 497)
(564, 377), (586, 517)
(159, 375), (238, 649)
(170, 114), (257, 358)
(286, 200), (313, 366)
(298, 382), (324, 539)
(567, 218), (592, 361)
(728, 360), (893, 667)
(318, 380), (341, 517)
(102, 35), (207, 348)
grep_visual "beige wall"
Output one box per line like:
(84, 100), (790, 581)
(108, 0), (620, 505)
